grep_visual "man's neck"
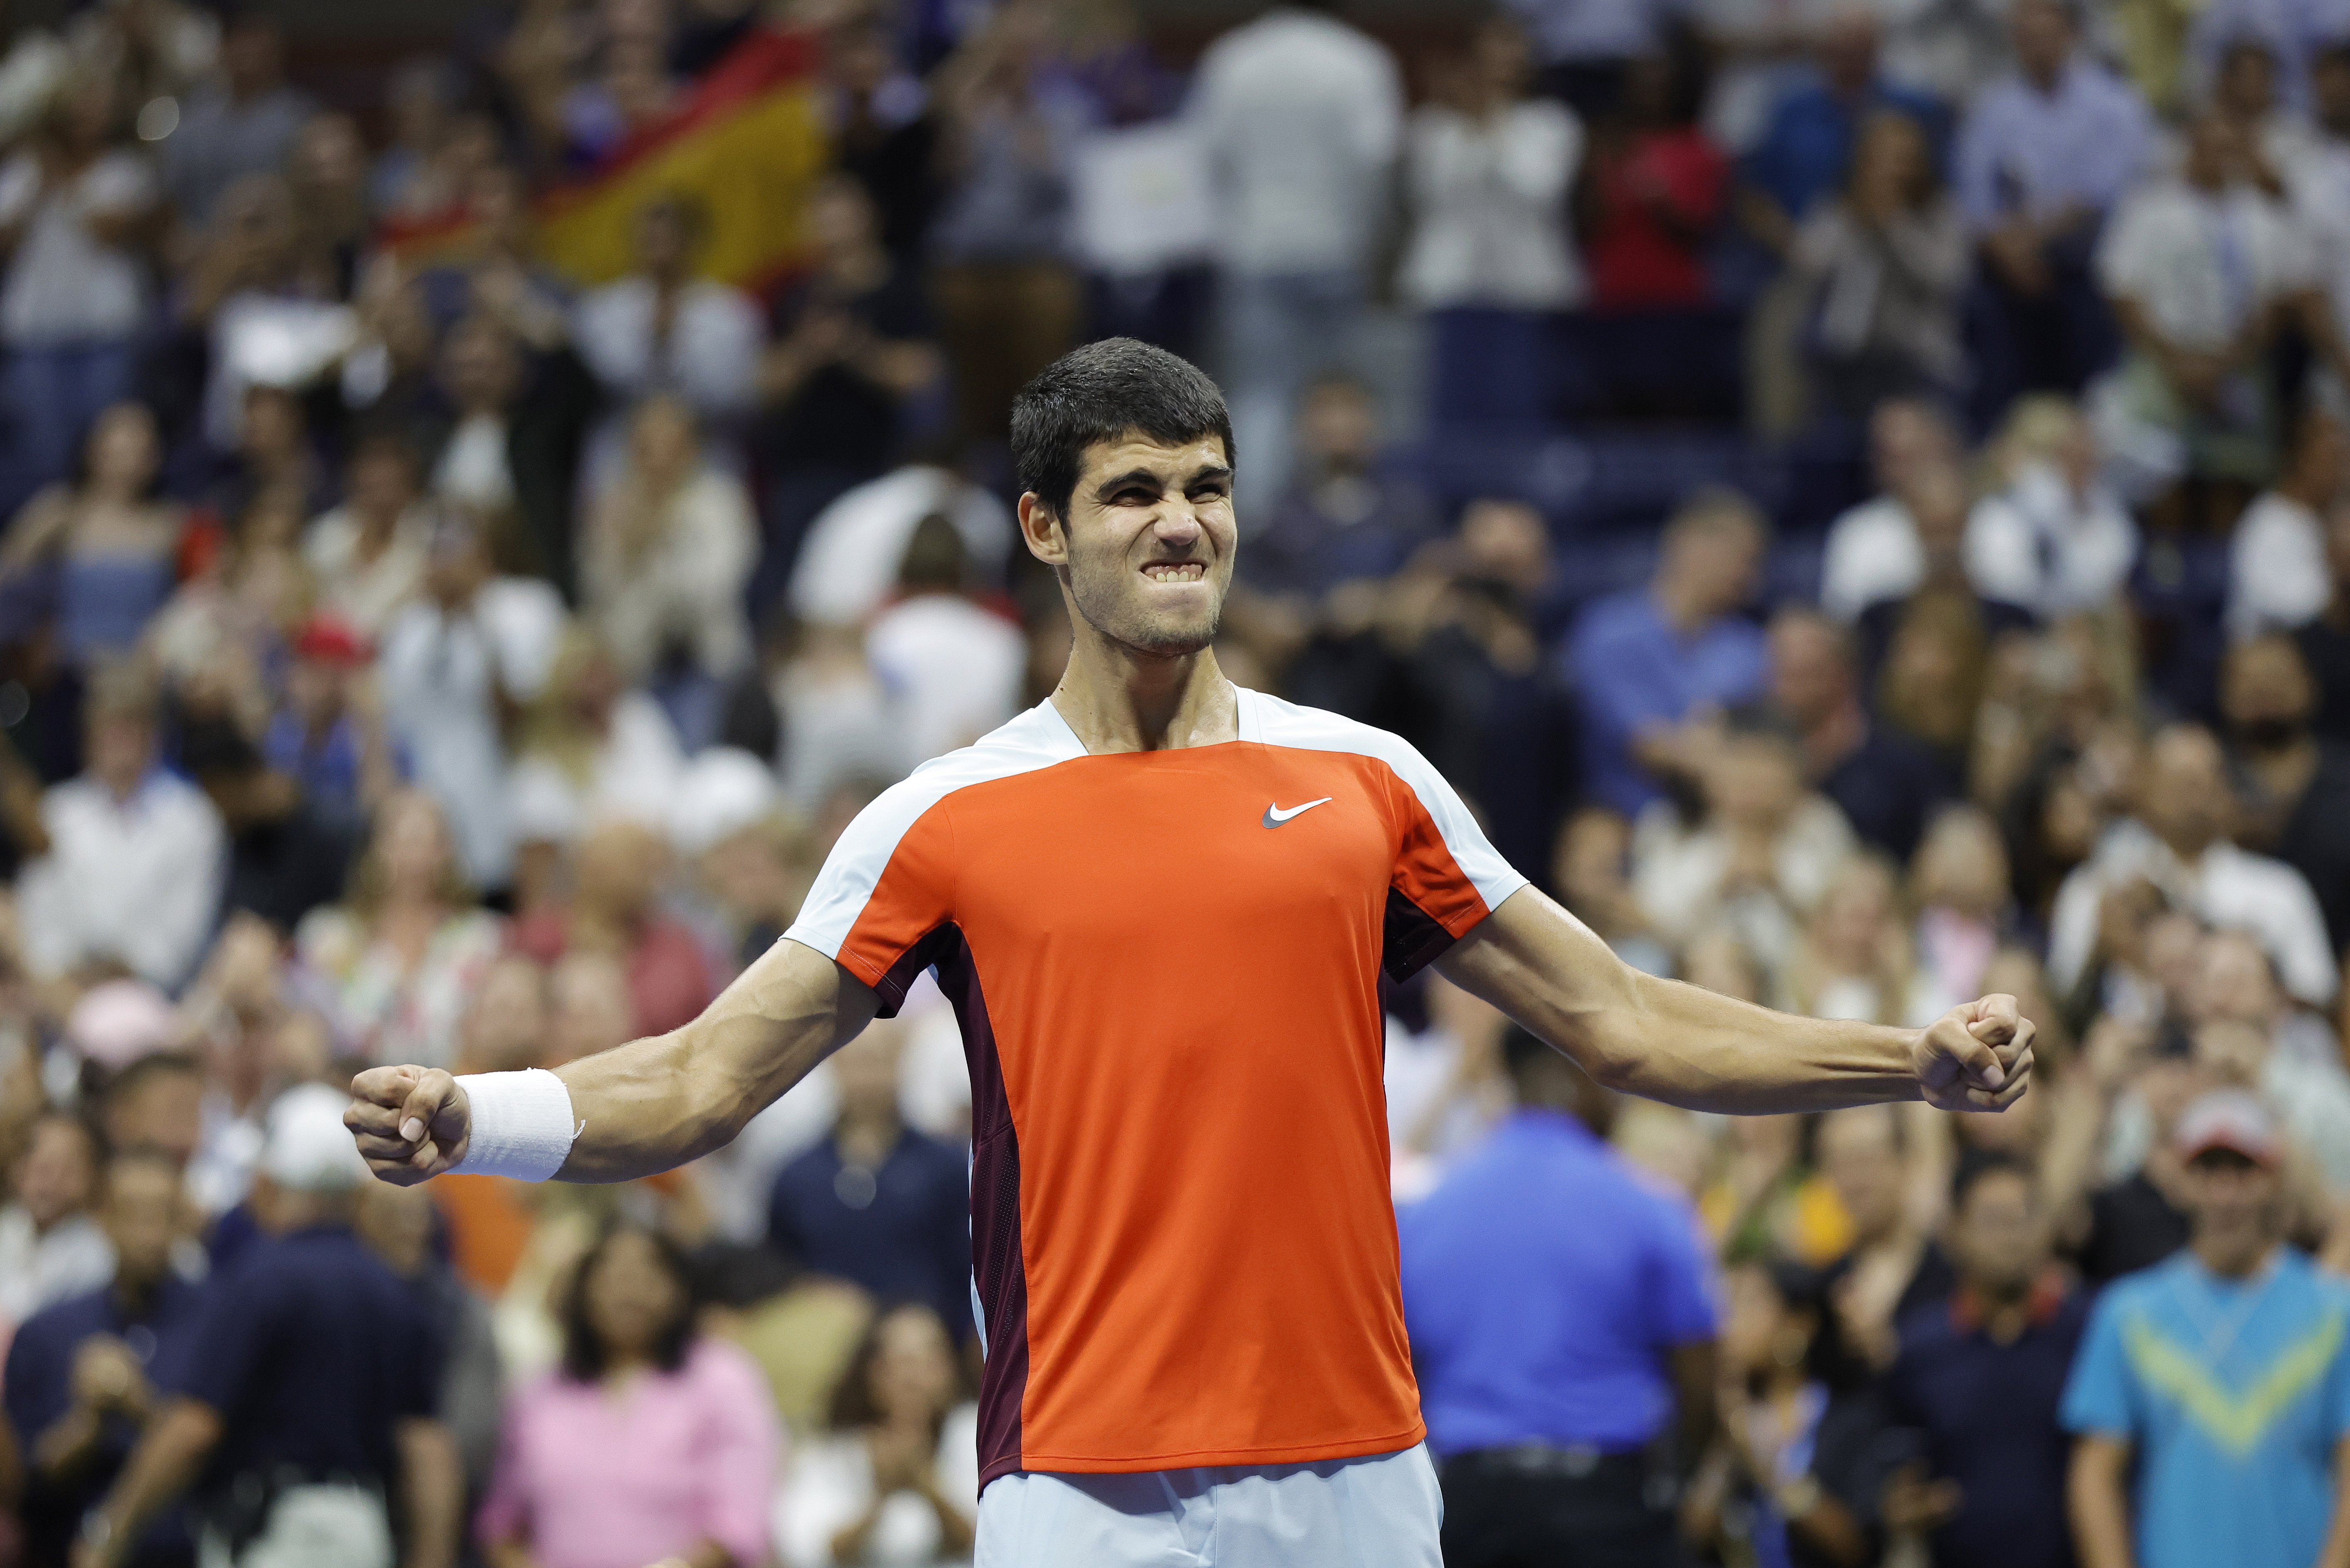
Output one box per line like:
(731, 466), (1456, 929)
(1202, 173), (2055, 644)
(2024, 56), (2069, 95)
(1051, 631), (1237, 754)
(1802, 697), (1868, 777)
(2193, 1230), (2278, 1280)
(112, 1269), (164, 1318)
(836, 1110), (902, 1168)
(1651, 579), (1712, 636)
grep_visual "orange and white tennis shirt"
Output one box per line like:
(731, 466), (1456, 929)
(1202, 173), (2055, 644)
(783, 686), (1528, 1486)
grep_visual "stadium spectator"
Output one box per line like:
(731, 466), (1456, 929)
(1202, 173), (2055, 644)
(15, 666), (223, 991)
(1566, 486), (1769, 816)
(511, 820), (713, 1039)
(2221, 635), (2350, 958)
(1962, 394), (2138, 619)
(301, 431), (433, 641)
(1910, 805), (2019, 1005)
(177, 708), (358, 937)
(2230, 409), (2346, 641)
(1789, 110), (1969, 420)
(261, 614), (398, 835)
(1954, 0), (2152, 417)
(77, 1085), (460, 1568)
(353, 1179), (501, 1516)
(574, 193), (763, 440)
(1235, 375), (1440, 609)
(1582, 50), (1729, 311)
(579, 394), (758, 703)
(2298, 501), (2350, 744)
(1818, 398), (1965, 622)
(506, 632), (688, 841)
(2047, 724), (2338, 1010)
(0, 403), (184, 667)
(1399, 1025), (1717, 1567)
(1884, 1155), (2086, 1568)
(1767, 606), (1949, 860)
(0, 69), (159, 501)
(0, 1111), (110, 1331)
(864, 514), (1026, 764)
(423, 312), (597, 598)
(1817, 1103), (1955, 1365)
(778, 1302), (979, 1567)
(478, 1223), (780, 1568)
(1192, 0), (1403, 508)
(3, 1146), (201, 1568)
(1404, 17), (1585, 431)
(293, 788), (504, 1069)
(158, 13), (314, 227)
(2063, 1090), (2350, 1568)
(766, 1025), (969, 1340)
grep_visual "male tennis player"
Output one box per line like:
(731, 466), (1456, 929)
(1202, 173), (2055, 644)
(347, 338), (2032, 1568)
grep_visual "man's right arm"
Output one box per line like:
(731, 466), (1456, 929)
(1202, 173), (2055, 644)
(347, 937), (879, 1185)
(2067, 1433), (2137, 1568)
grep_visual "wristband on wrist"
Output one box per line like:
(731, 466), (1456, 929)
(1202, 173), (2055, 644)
(449, 1069), (581, 1182)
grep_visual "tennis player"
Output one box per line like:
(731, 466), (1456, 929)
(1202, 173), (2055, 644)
(347, 338), (2032, 1568)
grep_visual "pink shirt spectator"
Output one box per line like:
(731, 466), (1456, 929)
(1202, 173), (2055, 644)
(478, 1338), (783, 1568)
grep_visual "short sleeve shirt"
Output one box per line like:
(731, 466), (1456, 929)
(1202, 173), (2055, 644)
(2060, 1248), (2350, 1568)
(783, 688), (1528, 1485)
(171, 1226), (441, 1491)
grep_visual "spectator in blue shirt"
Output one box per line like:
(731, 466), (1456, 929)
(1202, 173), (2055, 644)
(1885, 1155), (2087, 1568)
(1952, 0), (2152, 422)
(1564, 486), (1770, 817)
(1739, 15), (1950, 259)
(2062, 1089), (2350, 1568)
(76, 1085), (462, 1568)
(5, 1147), (204, 1568)
(767, 1024), (971, 1341)
(1399, 1023), (1717, 1567)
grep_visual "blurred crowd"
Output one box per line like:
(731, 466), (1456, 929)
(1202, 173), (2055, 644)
(0, 0), (2345, 1563)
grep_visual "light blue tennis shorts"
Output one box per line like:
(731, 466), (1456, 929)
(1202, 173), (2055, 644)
(975, 1442), (1442, 1568)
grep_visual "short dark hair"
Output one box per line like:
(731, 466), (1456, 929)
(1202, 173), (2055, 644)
(560, 1222), (698, 1382)
(827, 1300), (972, 1435)
(1951, 1150), (2034, 1214)
(1010, 338), (1234, 524)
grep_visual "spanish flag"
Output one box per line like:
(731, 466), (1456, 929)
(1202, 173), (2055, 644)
(386, 27), (830, 290)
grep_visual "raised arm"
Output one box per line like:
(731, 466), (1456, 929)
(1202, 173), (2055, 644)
(345, 937), (878, 1186)
(1435, 887), (2033, 1115)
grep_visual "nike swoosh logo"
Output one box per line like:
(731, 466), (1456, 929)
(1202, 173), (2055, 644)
(1263, 797), (1334, 828)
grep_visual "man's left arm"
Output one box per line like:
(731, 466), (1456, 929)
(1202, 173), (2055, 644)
(73, 1398), (220, 1568)
(394, 1416), (462, 1568)
(1436, 888), (2032, 1114)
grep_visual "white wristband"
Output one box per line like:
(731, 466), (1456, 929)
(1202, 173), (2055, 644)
(449, 1069), (581, 1182)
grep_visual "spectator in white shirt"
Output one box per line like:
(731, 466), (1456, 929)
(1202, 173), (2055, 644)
(1193, 1), (1403, 510)
(17, 665), (226, 991)
(2048, 723), (2340, 1009)
(302, 430), (434, 640)
(1964, 394), (2138, 617)
(507, 629), (689, 844)
(1404, 17), (1586, 431)
(788, 462), (1016, 629)
(866, 514), (1026, 764)
(0, 68), (161, 496)
(2093, 111), (2332, 515)
(573, 191), (764, 467)
(1819, 397), (1964, 621)
(2228, 406), (2345, 638)
(580, 395), (758, 692)
(0, 1112), (112, 1331)
(376, 513), (565, 889)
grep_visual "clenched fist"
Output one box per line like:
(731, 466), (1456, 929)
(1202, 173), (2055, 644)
(345, 1066), (472, 1184)
(1912, 994), (2036, 1112)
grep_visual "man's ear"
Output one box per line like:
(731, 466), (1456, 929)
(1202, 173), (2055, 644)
(1017, 492), (1069, 567)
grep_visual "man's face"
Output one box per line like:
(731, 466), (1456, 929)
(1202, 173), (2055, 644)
(101, 1160), (182, 1284)
(2141, 730), (2233, 851)
(1954, 1169), (2043, 1295)
(2186, 1148), (2279, 1234)
(1769, 617), (1849, 727)
(88, 715), (154, 795)
(1818, 1108), (1905, 1239)
(2222, 638), (2314, 738)
(1024, 434), (1237, 658)
(2012, 0), (2076, 79)
(1669, 521), (1763, 621)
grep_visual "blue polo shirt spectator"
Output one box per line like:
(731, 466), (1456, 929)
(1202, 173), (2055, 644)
(1744, 17), (1949, 235)
(1401, 1028), (1715, 1566)
(1885, 1157), (2087, 1568)
(768, 1028), (970, 1338)
(1564, 489), (1770, 817)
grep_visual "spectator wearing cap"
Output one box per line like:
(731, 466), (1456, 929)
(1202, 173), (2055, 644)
(0, 1111), (111, 1330)
(1564, 488), (1771, 818)
(77, 1084), (461, 1568)
(301, 434), (435, 641)
(2048, 724), (2339, 1012)
(15, 666), (224, 992)
(262, 614), (400, 838)
(1883, 1156), (2087, 1568)
(2063, 1090), (2350, 1568)
(5, 1147), (204, 1568)
(1399, 1025), (1716, 1567)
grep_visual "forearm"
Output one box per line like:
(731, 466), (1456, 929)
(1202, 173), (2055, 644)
(93, 1400), (218, 1558)
(2069, 1442), (2137, 1568)
(395, 1421), (461, 1568)
(549, 941), (871, 1182)
(2319, 1440), (2350, 1568)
